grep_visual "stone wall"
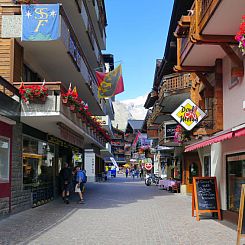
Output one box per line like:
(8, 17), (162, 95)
(10, 122), (31, 214)
(0, 197), (9, 217)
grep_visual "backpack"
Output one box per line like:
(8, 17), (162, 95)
(81, 171), (87, 183)
(76, 170), (87, 183)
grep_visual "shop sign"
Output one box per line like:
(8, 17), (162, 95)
(171, 99), (206, 131)
(165, 123), (178, 138)
(144, 162), (153, 171)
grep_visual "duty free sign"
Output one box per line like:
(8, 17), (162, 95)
(171, 99), (206, 131)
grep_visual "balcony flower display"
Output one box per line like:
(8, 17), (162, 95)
(235, 15), (245, 55)
(19, 82), (48, 104)
(61, 84), (111, 142)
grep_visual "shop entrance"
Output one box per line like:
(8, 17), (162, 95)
(185, 153), (201, 193)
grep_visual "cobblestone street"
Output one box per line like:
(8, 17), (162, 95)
(0, 176), (241, 245)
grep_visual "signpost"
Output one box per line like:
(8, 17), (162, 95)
(192, 177), (221, 221)
(236, 184), (245, 245)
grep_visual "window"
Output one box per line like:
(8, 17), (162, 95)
(227, 153), (245, 212)
(204, 155), (211, 177)
(0, 137), (10, 182)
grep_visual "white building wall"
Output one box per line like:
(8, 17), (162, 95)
(223, 55), (245, 130)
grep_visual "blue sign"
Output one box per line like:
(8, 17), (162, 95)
(21, 4), (60, 41)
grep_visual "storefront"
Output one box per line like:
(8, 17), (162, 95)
(23, 133), (54, 207)
(0, 121), (12, 214)
(226, 152), (245, 213)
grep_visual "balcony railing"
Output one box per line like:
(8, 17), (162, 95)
(0, 76), (20, 122)
(14, 82), (107, 147)
(158, 74), (192, 100)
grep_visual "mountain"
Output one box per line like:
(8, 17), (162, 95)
(112, 94), (148, 130)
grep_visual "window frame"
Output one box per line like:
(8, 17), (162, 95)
(0, 136), (10, 183)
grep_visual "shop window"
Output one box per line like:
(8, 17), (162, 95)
(0, 137), (10, 182)
(204, 155), (211, 177)
(227, 153), (245, 212)
(23, 136), (54, 188)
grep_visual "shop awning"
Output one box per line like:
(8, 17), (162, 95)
(185, 131), (233, 152)
(234, 128), (245, 138)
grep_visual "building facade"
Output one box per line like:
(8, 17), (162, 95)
(0, 0), (114, 216)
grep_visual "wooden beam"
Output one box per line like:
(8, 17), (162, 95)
(192, 34), (237, 45)
(174, 65), (214, 73)
(195, 72), (213, 90)
(220, 44), (243, 67)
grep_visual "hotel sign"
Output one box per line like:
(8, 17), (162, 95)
(171, 99), (206, 131)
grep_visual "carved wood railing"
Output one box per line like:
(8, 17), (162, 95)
(158, 74), (192, 100)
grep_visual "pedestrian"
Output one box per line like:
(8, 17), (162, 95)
(132, 169), (135, 179)
(136, 169), (139, 178)
(75, 166), (87, 204)
(125, 168), (129, 178)
(59, 162), (72, 204)
(140, 167), (144, 180)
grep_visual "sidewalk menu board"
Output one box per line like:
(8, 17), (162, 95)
(236, 184), (245, 245)
(192, 177), (221, 221)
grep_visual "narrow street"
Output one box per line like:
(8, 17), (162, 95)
(0, 176), (239, 245)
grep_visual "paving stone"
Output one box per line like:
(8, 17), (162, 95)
(0, 176), (242, 245)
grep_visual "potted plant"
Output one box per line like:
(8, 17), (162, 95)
(19, 83), (48, 104)
(235, 15), (245, 55)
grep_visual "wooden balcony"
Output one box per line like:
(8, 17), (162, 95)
(158, 74), (192, 101)
(174, 0), (242, 70)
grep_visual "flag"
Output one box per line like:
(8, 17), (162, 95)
(19, 81), (25, 90)
(67, 83), (72, 95)
(21, 4), (60, 41)
(132, 131), (142, 147)
(72, 86), (78, 98)
(96, 64), (124, 98)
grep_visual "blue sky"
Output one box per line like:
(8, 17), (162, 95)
(104, 0), (174, 100)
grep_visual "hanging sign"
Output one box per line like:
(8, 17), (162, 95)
(192, 177), (221, 221)
(144, 162), (153, 171)
(171, 99), (206, 131)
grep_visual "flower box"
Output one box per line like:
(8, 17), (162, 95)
(31, 96), (47, 104)
(69, 104), (76, 112)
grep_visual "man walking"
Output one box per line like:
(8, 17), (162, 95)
(75, 166), (87, 204)
(59, 163), (72, 204)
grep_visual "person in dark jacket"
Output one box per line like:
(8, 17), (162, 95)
(59, 163), (72, 204)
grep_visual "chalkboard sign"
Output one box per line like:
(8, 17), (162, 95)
(192, 177), (221, 221)
(236, 184), (245, 245)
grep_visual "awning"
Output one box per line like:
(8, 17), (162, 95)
(185, 131), (233, 152)
(234, 128), (245, 138)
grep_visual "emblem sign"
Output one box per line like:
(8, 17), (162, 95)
(171, 99), (206, 131)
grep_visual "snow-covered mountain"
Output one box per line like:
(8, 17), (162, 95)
(112, 94), (148, 130)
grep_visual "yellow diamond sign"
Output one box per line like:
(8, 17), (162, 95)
(171, 99), (206, 131)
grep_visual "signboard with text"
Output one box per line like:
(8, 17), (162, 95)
(165, 123), (178, 138)
(171, 99), (206, 131)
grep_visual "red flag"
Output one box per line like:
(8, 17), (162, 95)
(96, 64), (124, 98)
(132, 131), (141, 147)
(72, 86), (78, 98)
(67, 83), (72, 95)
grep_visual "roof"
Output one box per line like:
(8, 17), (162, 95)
(160, 93), (190, 113)
(125, 120), (144, 133)
(153, 0), (194, 89)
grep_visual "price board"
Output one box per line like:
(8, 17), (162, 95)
(192, 177), (221, 221)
